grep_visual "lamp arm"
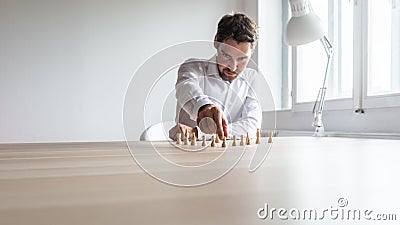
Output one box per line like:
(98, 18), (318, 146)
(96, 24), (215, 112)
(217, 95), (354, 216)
(312, 36), (333, 129)
(320, 36), (333, 89)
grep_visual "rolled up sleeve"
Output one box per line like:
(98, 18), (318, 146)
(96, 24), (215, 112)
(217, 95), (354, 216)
(175, 60), (214, 121)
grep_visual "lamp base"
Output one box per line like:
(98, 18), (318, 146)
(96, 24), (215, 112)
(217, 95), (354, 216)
(313, 126), (326, 137)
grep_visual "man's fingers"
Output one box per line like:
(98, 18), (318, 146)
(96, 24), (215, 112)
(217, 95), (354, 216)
(178, 123), (185, 133)
(222, 117), (228, 137)
(178, 123), (197, 138)
(213, 109), (224, 139)
(197, 109), (208, 125)
(197, 104), (227, 139)
(197, 104), (212, 124)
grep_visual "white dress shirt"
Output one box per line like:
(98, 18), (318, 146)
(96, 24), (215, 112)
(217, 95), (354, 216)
(171, 55), (262, 139)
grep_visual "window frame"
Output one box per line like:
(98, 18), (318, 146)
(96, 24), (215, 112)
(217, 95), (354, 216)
(288, 0), (400, 113)
(359, 0), (400, 109)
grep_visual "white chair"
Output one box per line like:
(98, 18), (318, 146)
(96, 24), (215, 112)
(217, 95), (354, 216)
(139, 121), (176, 141)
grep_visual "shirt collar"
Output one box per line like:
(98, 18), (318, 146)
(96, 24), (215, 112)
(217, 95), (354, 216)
(205, 55), (220, 77)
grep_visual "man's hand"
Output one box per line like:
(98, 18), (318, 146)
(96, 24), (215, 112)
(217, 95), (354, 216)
(197, 104), (228, 139)
(177, 123), (198, 138)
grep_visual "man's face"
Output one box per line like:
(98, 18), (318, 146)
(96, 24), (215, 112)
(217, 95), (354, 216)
(215, 38), (253, 82)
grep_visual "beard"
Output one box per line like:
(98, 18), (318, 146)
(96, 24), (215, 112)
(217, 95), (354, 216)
(219, 67), (239, 82)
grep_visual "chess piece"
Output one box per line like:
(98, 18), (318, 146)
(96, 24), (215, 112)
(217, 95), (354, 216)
(240, 135), (244, 146)
(176, 133), (182, 144)
(268, 132), (273, 143)
(211, 135), (216, 147)
(191, 133), (197, 145)
(232, 135), (237, 146)
(256, 129), (261, 144)
(185, 129), (189, 139)
(184, 133), (189, 145)
(215, 134), (220, 143)
(246, 132), (251, 145)
(221, 137), (227, 148)
(202, 135), (206, 146)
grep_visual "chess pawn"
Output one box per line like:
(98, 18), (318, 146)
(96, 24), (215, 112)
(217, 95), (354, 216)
(246, 132), (251, 145)
(211, 135), (216, 147)
(191, 133), (197, 146)
(221, 137), (227, 148)
(268, 132), (273, 143)
(232, 135), (237, 146)
(202, 135), (206, 146)
(240, 135), (244, 146)
(176, 133), (182, 144)
(215, 134), (220, 143)
(256, 129), (261, 144)
(184, 133), (189, 145)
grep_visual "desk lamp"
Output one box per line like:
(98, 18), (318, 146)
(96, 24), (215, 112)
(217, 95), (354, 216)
(285, 0), (333, 137)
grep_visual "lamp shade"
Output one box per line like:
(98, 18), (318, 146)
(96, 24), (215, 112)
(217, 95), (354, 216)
(285, 0), (325, 46)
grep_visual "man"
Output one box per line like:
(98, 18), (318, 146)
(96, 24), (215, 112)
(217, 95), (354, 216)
(169, 12), (262, 140)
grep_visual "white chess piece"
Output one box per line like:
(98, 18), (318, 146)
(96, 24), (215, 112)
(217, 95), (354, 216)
(222, 137), (227, 148)
(256, 129), (260, 144)
(211, 135), (216, 147)
(268, 132), (273, 143)
(246, 133), (251, 145)
(240, 135), (244, 146)
(176, 133), (182, 144)
(191, 133), (197, 146)
(215, 135), (220, 143)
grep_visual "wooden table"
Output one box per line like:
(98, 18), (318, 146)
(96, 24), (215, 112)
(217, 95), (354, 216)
(0, 137), (399, 225)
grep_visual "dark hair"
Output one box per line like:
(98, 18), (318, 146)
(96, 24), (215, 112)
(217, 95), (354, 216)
(215, 12), (258, 47)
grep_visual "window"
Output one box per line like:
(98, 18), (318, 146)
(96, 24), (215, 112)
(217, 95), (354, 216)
(367, 0), (400, 96)
(286, 0), (400, 110)
(295, 0), (353, 103)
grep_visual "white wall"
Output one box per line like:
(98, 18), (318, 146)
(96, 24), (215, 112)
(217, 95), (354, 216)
(0, 0), (257, 143)
(257, 0), (283, 110)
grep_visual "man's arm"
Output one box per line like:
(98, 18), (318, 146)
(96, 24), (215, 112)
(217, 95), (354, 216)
(175, 60), (214, 121)
(175, 60), (228, 138)
(229, 79), (262, 138)
(229, 100), (262, 137)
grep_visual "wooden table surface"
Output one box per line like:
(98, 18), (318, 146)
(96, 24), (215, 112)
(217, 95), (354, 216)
(0, 137), (399, 225)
